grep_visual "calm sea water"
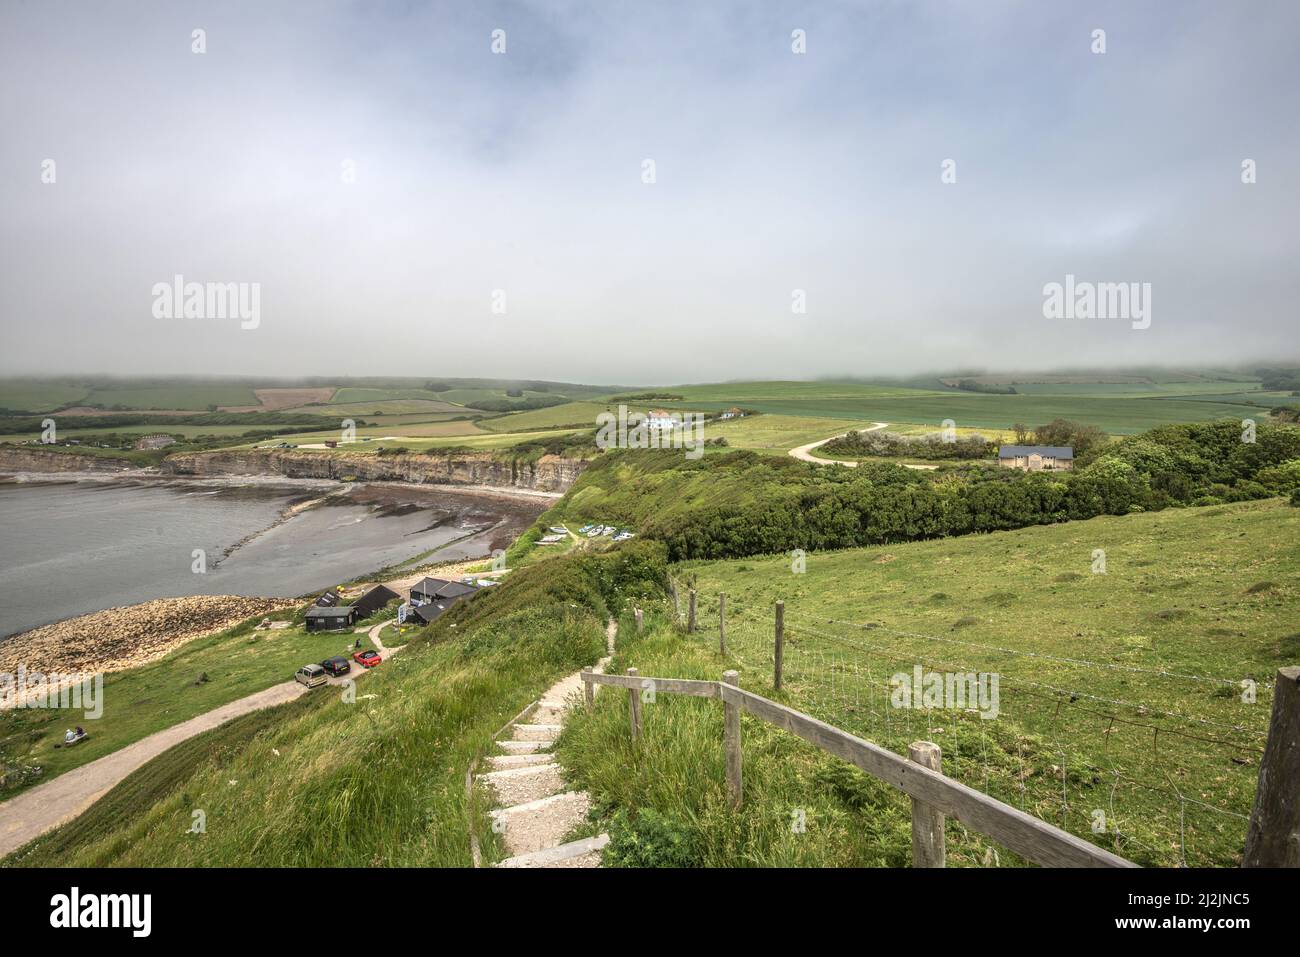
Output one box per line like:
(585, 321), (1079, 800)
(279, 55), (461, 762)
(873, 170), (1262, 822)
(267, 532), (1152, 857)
(0, 479), (522, 639)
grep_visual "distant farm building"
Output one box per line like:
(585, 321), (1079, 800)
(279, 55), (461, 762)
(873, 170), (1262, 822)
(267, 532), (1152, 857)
(718, 407), (746, 420)
(133, 434), (177, 450)
(998, 445), (1074, 471)
(305, 606), (359, 631)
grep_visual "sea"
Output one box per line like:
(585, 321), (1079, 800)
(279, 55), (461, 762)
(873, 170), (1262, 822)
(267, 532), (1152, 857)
(0, 477), (543, 639)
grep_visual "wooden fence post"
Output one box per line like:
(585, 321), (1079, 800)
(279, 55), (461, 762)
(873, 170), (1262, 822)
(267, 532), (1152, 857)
(908, 741), (946, 867)
(774, 601), (785, 691)
(688, 590), (697, 633)
(723, 670), (742, 807)
(1244, 666), (1300, 867)
(627, 667), (642, 742)
(635, 607), (644, 634)
(582, 670), (593, 711)
(719, 593), (727, 655)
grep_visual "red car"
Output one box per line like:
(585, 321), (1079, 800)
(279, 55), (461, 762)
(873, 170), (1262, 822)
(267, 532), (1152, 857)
(353, 649), (382, 669)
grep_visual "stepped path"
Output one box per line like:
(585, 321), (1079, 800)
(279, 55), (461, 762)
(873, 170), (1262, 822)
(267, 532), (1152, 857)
(476, 619), (617, 868)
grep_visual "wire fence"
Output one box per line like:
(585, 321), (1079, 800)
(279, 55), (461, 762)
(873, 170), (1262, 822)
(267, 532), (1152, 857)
(665, 577), (1272, 867)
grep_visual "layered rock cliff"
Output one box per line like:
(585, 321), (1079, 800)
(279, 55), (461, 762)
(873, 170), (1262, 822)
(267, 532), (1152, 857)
(159, 449), (589, 492)
(0, 447), (137, 473)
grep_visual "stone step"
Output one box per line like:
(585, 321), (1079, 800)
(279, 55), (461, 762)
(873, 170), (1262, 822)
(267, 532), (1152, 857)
(479, 764), (565, 805)
(497, 833), (609, 869)
(496, 739), (550, 754)
(485, 753), (556, 770)
(490, 791), (591, 856)
(511, 723), (562, 742)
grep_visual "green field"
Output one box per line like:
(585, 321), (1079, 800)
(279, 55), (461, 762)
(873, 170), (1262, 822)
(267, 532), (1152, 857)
(328, 387), (468, 406)
(645, 499), (1295, 866)
(651, 384), (1272, 435)
(305, 399), (470, 416)
(0, 383), (91, 412)
(478, 400), (628, 433)
(83, 385), (259, 410)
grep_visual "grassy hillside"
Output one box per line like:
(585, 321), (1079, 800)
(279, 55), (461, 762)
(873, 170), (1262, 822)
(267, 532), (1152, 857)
(4, 544), (665, 867)
(559, 498), (1298, 867)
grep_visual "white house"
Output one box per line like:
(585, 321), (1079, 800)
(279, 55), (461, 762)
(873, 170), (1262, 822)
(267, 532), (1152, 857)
(645, 409), (678, 430)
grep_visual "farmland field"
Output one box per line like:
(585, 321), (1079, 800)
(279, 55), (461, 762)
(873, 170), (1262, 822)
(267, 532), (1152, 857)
(477, 400), (623, 432)
(298, 398), (470, 416)
(83, 385), (260, 410)
(651, 384), (1271, 434)
(667, 498), (1297, 866)
(327, 387), (470, 406)
(0, 383), (92, 412)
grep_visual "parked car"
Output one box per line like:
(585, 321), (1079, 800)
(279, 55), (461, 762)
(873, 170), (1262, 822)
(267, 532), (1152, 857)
(353, 649), (382, 669)
(295, 663), (329, 688)
(320, 656), (351, 677)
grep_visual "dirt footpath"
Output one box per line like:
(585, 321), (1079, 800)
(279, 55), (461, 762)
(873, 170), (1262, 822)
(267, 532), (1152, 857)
(0, 681), (304, 858)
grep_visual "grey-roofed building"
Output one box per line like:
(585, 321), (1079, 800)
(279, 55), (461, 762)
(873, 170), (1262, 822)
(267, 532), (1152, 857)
(998, 445), (1074, 471)
(305, 605), (358, 631)
(411, 601), (453, 626)
(410, 577), (478, 603)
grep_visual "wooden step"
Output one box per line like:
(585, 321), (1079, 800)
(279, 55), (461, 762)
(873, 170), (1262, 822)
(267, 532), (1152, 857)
(497, 833), (609, 868)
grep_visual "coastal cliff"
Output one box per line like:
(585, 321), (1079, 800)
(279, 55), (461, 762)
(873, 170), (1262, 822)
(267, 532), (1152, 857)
(159, 449), (589, 492)
(0, 448), (137, 473)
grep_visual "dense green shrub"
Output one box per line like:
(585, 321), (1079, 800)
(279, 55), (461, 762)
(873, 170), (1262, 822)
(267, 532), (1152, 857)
(603, 808), (703, 867)
(553, 420), (1300, 561)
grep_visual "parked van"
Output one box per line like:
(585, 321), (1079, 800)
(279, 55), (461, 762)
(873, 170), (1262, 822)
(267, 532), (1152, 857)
(295, 663), (328, 688)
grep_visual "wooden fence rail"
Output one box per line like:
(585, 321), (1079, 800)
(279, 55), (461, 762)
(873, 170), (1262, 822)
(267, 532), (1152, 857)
(581, 667), (1136, 869)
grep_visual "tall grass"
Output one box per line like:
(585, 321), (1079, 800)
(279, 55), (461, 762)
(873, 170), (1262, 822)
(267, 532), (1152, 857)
(555, 608), (1045, 867)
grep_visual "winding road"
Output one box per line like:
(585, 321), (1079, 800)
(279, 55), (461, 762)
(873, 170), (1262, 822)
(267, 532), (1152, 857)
(788, 422), (889, 466)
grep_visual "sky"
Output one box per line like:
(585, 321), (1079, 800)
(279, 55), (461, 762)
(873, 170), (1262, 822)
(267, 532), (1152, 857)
(1, 0), (1297, 385)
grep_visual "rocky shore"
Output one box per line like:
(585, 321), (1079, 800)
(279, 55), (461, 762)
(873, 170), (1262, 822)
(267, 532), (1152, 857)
(0, 596), (298, 679)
